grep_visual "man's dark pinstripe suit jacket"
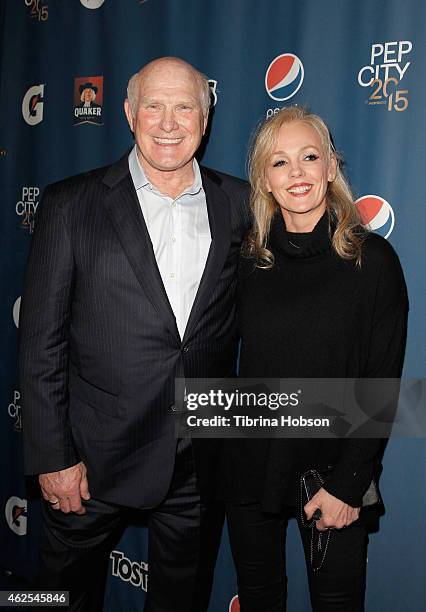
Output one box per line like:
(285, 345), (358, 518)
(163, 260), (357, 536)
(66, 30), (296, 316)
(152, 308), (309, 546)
(19, 154), (251, 509)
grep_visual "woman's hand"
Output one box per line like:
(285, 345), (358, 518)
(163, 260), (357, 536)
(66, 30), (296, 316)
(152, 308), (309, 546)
(304, 487), (360, 531)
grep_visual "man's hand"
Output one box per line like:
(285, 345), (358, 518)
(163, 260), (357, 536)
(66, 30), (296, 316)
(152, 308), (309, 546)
(304, 487), (360, 531)
(39, 461), (90, 515)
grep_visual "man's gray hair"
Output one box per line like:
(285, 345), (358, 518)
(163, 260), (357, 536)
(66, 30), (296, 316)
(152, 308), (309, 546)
(80, 89), (96, 103)
(126, 62), (211, 118)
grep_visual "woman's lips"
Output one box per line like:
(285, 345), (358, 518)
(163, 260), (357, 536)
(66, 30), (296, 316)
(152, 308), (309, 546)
(287, 183), (312, 196)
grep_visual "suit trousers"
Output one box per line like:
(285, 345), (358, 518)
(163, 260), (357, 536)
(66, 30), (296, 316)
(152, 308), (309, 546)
(226, 503), (368, 612)
(37, 439), (224, 612)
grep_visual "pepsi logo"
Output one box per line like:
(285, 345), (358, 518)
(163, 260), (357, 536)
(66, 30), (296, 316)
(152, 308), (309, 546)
(265, 53), (304, 101)
(229, 595), (240, 612)
(355, 195), (395, 239)
(80, 0), (105, 8)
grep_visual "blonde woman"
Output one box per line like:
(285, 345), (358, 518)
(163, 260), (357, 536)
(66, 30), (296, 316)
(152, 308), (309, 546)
(224, 107), (408, 611)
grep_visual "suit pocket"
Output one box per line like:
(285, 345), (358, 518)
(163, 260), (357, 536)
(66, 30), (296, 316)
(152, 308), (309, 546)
(70, 375), (120, 418)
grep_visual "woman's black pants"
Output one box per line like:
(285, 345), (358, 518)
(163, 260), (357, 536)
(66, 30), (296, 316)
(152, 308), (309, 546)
(226, 503), (368, 612)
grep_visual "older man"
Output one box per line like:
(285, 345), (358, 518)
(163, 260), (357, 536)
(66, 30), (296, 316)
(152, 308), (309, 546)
(20, 57), (250, 611)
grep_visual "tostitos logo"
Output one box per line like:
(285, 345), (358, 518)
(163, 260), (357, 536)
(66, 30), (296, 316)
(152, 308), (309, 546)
(110, 550), (148, 591)
(229, 595), (240, 611)
(355, 195), (395, 239)
(265, 53), (304, 101)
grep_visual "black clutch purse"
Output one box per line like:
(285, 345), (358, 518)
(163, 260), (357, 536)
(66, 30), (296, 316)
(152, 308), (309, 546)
(299, 466), (380, 571)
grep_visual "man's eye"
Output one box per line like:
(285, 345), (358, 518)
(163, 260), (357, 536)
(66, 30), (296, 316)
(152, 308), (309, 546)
(177, 105), (192, 111)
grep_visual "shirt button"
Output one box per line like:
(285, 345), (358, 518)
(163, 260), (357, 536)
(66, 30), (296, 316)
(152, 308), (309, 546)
(172, 236), (176, 243)
(182, 346), (189, 353)
(170, 272), (175, 278)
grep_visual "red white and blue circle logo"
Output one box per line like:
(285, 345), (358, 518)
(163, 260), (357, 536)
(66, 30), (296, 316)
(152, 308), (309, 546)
(355, 195), (395, 239)
(229, 595), (240, 611)
(265, 53), (304, 101)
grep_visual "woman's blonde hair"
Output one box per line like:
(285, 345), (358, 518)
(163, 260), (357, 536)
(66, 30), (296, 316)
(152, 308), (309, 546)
(247, 106), (366, 267)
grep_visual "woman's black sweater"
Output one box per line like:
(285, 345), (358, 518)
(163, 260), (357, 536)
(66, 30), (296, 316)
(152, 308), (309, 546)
(223, 211), (408, 512)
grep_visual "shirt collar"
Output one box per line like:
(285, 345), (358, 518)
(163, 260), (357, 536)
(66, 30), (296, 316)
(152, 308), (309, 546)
(128, 145), (202, 197)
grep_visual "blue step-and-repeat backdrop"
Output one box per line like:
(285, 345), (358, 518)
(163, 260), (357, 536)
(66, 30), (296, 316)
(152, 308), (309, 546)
(1, 1), (425, 610)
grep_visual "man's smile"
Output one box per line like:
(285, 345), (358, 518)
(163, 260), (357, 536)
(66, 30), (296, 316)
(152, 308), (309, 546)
(153, 137), (184, 145)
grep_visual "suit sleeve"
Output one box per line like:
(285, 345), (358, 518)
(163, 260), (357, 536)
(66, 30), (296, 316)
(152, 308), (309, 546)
(19, 185), (79, 475)
(324, 240), (409, 506)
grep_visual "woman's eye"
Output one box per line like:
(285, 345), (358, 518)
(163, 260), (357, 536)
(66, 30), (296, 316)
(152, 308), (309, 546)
(304, 153), (319, 161)
(272, 160), (286, 168)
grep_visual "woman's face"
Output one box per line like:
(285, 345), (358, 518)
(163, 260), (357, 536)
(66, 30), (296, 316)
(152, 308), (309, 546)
(265, 120), (336, 232)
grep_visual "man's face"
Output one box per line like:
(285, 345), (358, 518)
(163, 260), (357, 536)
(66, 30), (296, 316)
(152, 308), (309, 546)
(83, 88), (93, 103)
(124, 62), (207, 176)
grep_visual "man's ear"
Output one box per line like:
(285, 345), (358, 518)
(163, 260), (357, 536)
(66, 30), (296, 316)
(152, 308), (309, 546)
(124, 99), (134, 133)
(202, 111), (209, 136)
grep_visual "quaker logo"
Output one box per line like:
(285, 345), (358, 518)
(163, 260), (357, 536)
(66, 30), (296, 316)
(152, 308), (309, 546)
(25, 0), (49, 21)
(355, 195), (395, 239)
(22, 84), (45, 126)
(16, 186), (40, 234)
(8, 390), (22, 432)
(5, 496), (28, 536)
(208, 79), (218, 106)
(74, 77), (104, 126)
(229, 595), (240, 611)
(358, 41), (412, 112)
(110, 550), (148, 591)
(80, 0), (105, 8)
(265, 53), (304, 101)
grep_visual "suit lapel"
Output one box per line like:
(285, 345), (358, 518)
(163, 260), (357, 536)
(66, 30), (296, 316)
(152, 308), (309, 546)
(102, 156), (180, 341)
(182, 168), (231, 344)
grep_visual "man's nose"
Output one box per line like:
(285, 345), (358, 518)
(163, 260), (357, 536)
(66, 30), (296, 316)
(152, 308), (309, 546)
(159, 108), (179, 132)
